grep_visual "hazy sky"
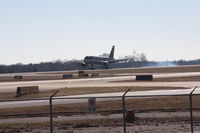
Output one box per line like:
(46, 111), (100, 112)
(0, 0), (200, 64)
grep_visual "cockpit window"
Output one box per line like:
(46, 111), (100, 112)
(85, 56), (93, 60)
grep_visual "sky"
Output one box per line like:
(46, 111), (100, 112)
(0, 0), (200, 64)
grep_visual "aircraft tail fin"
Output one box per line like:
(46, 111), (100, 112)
(109, 45), (115, 59)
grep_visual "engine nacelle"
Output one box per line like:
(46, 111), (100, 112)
(81, 62), (87, 68)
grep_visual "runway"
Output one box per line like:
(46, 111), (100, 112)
(1, 88), (200, 109)
(0, 72), (200, 93)
(0, 66), (200, 109)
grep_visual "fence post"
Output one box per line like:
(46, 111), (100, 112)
(189, 86), (198, 133)
(49, 91), (59, 133)
(122, 89), (130, 133)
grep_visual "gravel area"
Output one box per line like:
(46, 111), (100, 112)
(11, 123), (200, 133)
(1, 111), (199, 124)
(1, 112), (200, 133)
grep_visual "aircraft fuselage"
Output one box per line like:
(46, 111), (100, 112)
(83, 56), (112, 65)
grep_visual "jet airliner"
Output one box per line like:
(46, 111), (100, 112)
(82, 45), (127, 69)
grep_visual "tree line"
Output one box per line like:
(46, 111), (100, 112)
(0, 52), (199, 73)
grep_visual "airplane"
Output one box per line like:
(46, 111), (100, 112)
(81, 45), (128, 69)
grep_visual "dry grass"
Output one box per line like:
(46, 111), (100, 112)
(0, 86), (190, 118)
(0, 86), (187, 100)
(1, 95), (200, 130)
(1, 65), (200, 82)
(0, 66), (200, 130)
(1, 95), (200, 117)
(1, 115), (200, 130)
(0, 75), (62, 82)
(112, 75), (200, 83)
(44, 65), (200, 74)
(0, 121), (49, 131)
(0, 118), (122, 130)
(153, 76), (200, 82)
(87, 65), (200, 74)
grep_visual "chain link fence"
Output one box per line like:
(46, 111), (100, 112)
(0, 87), (200, 133)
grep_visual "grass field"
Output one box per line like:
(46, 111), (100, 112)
(1, 94), (199, 118)
(0, 86), (188, 100)
(0, 65), (200, 82)
(1, 116), (197, 131)
(0, 95), (200, 132)
(0, 65), (200, 132)
(44, 65), (200, 74)
(114, 75), (200, 82)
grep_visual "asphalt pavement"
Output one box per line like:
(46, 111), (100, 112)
(1, 88), (200, 109)
(0, 72), (200, 93)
